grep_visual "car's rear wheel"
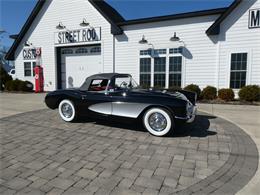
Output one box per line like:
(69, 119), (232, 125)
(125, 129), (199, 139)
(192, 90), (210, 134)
(58, 99), (76, 122)
(143, 108), (173, 136)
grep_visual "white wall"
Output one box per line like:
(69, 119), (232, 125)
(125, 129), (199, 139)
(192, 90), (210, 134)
(218, 0), (260, 89)
(14, 0), (114, 91)
(13, 0), (260, 92)
(115, 15), (220, 89)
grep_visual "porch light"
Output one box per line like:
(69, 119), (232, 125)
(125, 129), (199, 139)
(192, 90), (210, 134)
(24, 41), (32, 47)
(139, 35), (148, 44)
(80, 18), (89, 27)
(56, 22), (66, 30)
(170, 32), (180, 42)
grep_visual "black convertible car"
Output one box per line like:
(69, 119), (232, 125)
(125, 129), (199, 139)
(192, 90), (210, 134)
(45, 73), (197, 136)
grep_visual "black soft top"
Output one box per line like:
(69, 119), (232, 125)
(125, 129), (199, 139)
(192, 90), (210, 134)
(80, 73), (131, 90)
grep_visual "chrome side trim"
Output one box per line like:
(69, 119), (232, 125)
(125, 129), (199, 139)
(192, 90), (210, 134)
(112, 102), (150, 118)
(88, 102), (112, 115)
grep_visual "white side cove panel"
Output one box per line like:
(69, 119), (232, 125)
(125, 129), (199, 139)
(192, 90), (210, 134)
(218, 0), (260, 89)
(14, 0), (114, 91)
(115, 15), (220, 89)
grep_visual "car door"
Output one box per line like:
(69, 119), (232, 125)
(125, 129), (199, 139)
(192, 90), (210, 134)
(81, 92), (111, 115)
(109, 89), (148, 118)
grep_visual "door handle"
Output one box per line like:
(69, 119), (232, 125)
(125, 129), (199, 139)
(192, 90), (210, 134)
(81, 95), (87, 100)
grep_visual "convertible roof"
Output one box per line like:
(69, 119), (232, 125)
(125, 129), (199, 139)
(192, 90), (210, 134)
(80, 73), (130, 90)
(87, 73), (130, 80)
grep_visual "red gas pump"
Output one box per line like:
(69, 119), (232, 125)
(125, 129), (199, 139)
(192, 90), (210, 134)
(34, 66), (44, 93)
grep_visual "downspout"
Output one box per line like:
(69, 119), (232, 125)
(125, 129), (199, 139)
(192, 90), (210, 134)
(113, 35), (115, 73)
(215, 37), (220, 90)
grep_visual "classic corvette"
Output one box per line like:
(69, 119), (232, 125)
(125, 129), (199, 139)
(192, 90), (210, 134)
(45, 73), (197, 136)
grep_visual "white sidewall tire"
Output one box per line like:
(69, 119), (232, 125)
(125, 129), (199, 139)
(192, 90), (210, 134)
(58, 100), (76, 122)
(143, 108), (173, 136)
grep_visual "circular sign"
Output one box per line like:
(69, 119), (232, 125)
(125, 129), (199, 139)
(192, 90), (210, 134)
(36, 48), (41, 56)
(35, 74), (39, 79)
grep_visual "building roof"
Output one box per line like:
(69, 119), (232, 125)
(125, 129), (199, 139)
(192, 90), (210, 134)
(88, 0), (124, 34)
(117, 8), (227, 26)
(5, 0), (45, 60)
(5, 0), (125, 60)
(206, 0), (242, 35)
(5, 0), (242, 61)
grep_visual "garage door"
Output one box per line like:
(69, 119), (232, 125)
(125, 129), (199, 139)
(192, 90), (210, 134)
(61, 46), (102, 89)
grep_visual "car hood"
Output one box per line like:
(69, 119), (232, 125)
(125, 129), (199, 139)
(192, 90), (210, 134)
(130, 89), (189, 101)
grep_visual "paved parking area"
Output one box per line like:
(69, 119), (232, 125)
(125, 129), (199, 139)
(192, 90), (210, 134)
(0, 108), (258, 194)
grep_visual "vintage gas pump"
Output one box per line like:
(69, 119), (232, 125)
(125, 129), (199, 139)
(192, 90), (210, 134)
(34, 48), (44, 93)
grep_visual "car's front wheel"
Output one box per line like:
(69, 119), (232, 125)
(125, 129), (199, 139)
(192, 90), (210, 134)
(143, 108), (173, 136)
(58, 99), (76, 122)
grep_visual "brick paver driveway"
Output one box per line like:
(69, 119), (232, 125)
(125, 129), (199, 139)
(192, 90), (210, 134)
(0, 109), (258, 195)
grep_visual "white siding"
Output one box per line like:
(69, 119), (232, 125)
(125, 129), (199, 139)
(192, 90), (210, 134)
(14, 0), (114, 91)
(218, 0), (260, 89)
(115, 15), (220, 89)
(13, 0), (260, 92)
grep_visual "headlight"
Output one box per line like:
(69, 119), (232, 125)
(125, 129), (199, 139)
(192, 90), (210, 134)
(186, 101), (193, 116)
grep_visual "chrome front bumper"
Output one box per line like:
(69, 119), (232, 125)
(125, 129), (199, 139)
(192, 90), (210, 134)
(175, 105), (197, 123)
(186, 105), (197, 123)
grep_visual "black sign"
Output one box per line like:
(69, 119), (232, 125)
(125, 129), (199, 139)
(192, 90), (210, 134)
(23, 48), (41, 60)
(249, 9), (260, 28)
(55, 27), (101, 45)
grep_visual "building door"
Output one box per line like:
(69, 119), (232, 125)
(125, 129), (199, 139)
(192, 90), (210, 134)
(60, 45), (102, 89)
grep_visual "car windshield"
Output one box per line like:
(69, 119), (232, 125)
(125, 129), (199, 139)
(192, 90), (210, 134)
(109, 76), (139, 92)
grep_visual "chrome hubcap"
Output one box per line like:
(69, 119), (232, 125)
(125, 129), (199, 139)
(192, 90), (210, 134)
(61, 103), (73, 118)
(148, 112), (167, 131)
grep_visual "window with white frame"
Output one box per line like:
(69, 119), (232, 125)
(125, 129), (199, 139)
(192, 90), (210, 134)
(140, 49), (152, 56)
(154, 57), (166, 88)
(24, 61), (36, 77)
(230, 53), (247, 89)
(139, 48), (183, 88)
(169, 56), (182, 87)
(140, 58), (151, 87)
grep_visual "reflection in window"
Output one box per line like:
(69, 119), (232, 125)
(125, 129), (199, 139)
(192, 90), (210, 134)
(61, 49), (73, 54)
(75, 48), (88, 54)
(230, 53), (247, 89)
(90, 47), (101, 53)
(154, 57), (166, 88)
(140, 58), (151, 87)
(169, 47), (183, 54)
(169, 56), (182, 87)
(24, 62), (31, 77)
(140, 50), (152, 56)
(154, 49), (166, 55)
(32, 62), (36, 76)
(88, 79), (108, 92)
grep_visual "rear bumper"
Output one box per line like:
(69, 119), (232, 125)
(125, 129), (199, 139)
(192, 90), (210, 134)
(175, 105), (197, 123)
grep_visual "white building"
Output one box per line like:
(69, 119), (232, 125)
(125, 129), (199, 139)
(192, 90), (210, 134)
(5, 0), (260, 92)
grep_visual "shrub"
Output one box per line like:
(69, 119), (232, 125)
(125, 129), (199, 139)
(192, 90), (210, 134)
(184, 84), (201, 98)
(5, 80), (13, 91)
(218, 88), (234, 101)
(153, 85), (164, 91)
(0, 64), (13, 90)
(140, 84), (151, 89)
(167, 86), (182, 92)
(4, 79), (33, 92)
(238, 85), (260, 102)
(201, 86), (217, 100)
(18, 81), (33, 92)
